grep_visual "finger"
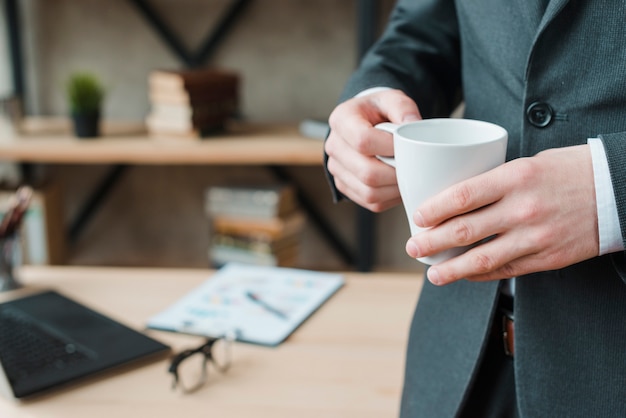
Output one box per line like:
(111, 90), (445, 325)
(327, 132), (402, 211)
(407, 205), (507, 260)
(338, 119), (397, 158)
(329, 157), (398, 199)
(326, 132), (398, 189)
(335, 176), (402, 212)
(369, 89), (422, 124)
(328, 101), (391, 157)
(424, 233), (535, 285)
(439, 252), (548, 283)
(416, 166), (507, 228)
(329, 91), (421, 157)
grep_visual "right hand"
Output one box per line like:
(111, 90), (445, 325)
(325, 89), (422, 212)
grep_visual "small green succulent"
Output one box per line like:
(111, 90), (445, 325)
(66, 72), (105, 114)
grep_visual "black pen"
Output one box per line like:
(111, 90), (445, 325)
(245, 291), (288, 320)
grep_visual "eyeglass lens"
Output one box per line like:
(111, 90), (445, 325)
(169, 337), (232, 393)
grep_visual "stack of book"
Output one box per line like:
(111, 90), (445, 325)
(205, 184), (305, 267)
(145, 67), (240, 138)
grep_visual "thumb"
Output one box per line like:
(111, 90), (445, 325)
(373, 89), (422, 124)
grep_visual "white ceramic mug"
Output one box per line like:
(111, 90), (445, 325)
(376, 118), (508, 265)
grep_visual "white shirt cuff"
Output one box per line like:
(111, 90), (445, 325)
(355, 87), (392, 98)
(588, 137), (624, 255)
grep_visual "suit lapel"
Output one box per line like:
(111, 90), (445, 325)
(537, 0), (570, 35)
(525, 0), (570, 79)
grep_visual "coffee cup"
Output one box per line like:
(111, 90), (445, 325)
(376, 118), (508, 265)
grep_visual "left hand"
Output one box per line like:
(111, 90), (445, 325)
(406, 145), (600, 285)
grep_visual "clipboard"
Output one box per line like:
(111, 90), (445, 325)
(147, 263), (344, 346)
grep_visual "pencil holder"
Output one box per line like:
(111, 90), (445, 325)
(0, 233), (21, 291)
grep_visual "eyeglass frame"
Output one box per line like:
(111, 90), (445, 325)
(168, 335), (233, 393)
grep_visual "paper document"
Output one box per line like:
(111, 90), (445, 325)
(147, 263), (344, 346)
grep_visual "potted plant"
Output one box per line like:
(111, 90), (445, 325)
(66, 72), (105, 138)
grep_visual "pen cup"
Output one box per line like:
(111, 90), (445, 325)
(0, 233), (22, 291)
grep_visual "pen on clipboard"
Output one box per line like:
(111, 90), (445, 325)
(245, 291), (288, 320)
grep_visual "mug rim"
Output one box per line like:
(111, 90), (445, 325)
(395, 118), (507, 146)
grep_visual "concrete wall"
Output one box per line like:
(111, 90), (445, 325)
(3, 0), (423, 273)
(0, 3), (11, 98)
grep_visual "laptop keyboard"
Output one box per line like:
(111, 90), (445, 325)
(0, 306), (92, 382)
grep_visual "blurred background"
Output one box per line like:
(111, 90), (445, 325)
(0, 0), (424, 274)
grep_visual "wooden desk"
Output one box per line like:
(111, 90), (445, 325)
(0, 266), (423, 418)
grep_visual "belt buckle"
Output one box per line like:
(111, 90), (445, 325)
(502, 314), (515, 357)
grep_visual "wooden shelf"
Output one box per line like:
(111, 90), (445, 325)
(0, 119), (324, 165)
(0, 118), (353, 270)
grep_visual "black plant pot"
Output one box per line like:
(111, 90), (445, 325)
(72, 111), (101, 138)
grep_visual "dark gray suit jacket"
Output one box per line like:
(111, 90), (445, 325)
(326, 1), (626, 416)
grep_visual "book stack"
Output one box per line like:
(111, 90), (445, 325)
(205, 184), (305, 268)
(146, 67), (240, 138)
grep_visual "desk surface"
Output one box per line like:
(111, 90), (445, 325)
(0, 120), (324, 165)
(0, 266), (423, 418)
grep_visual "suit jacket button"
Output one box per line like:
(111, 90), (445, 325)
(526, 102), (554, 127)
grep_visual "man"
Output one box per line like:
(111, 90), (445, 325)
(324, 1), (626, 417)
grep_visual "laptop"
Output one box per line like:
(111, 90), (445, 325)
(0, 289), (170, 399)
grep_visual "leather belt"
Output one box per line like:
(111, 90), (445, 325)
(498, 294), (515, 357)
(502, 315), (515, 357)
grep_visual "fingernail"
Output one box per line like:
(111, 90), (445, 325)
(406, 241), (420, 258)
(402, 114), (420, 123)
(414, 211), (425, 227)
(428, 268), (441, 285)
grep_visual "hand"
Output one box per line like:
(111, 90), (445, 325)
(325, 89), (421, 212)
(406, 145), (600, 285)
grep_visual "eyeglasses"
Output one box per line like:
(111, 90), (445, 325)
(168, 335), (233, 394)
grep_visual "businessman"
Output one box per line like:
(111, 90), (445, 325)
(324, 1), (626, 417)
